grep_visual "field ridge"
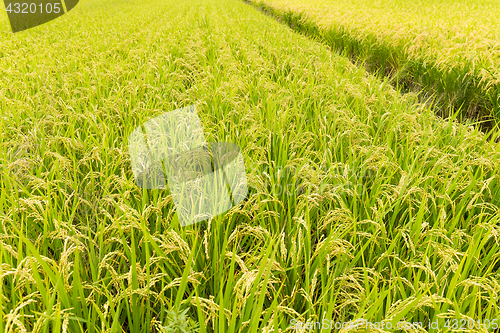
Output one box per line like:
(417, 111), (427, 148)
(244, 0), (500, 130)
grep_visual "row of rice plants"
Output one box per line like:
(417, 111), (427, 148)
(0, 0), (499, 331)
(246, 0), (500, 128)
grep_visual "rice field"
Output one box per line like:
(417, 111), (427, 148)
(248, 0), (500, 126)
(0, 0), (500, 332)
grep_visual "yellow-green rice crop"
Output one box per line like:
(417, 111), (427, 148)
(0, 0), (499, 331)
(247, 0), (500, 126)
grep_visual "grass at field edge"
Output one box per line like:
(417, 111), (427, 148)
(243, 0), (500, 134)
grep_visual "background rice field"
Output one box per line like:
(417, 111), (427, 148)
(0, 0), (500, 332)
(248, 0), (500, 126)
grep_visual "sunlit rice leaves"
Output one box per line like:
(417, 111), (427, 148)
(247, 0), (500, 126)
(0, 0), (499, 331)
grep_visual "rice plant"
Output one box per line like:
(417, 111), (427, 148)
(0, 0), (499, 331)
(247, 0), (500, 127)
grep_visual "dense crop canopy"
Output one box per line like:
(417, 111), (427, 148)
(0, 0), (499, 331)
